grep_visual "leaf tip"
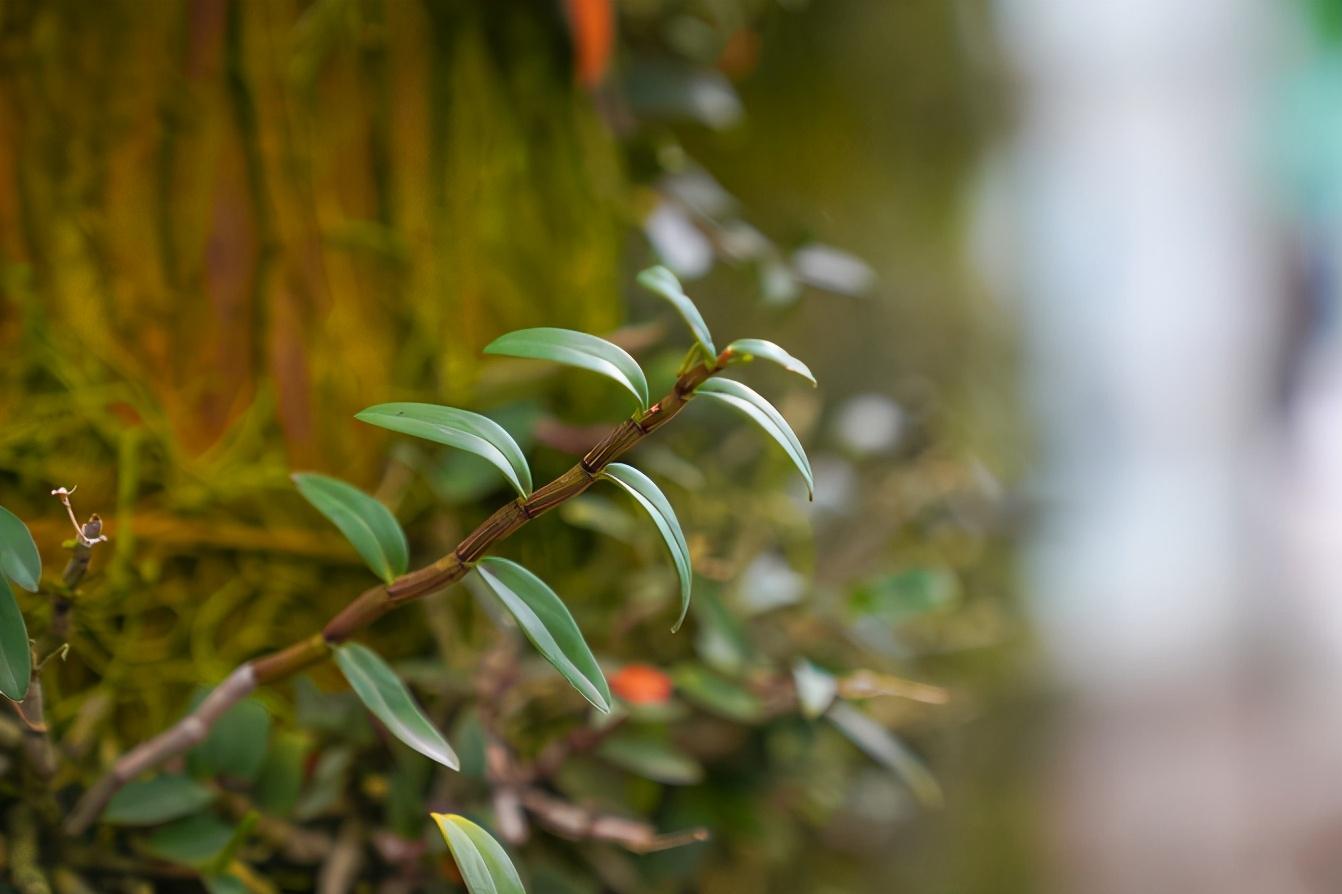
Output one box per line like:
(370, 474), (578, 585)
(671, 594), (691, 633)
(636, 264), (676, 290)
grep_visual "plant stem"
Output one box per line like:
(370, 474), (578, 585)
(64, 356), (724, 835)
(23, 510), (105, 785)
(9, 803), (54, 894)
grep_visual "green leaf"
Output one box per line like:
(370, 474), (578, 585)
(204, 875), (248, 894)
(598, 731), (704, 785)
(0, 506), (41, 592)
(0, 577), (30, 701)
(431, 813), (526, 894)
(851, 568), (960, 624)
(356, 403), (532, 498)
(187, 696), (270, 783)
(671, 664), (764, 723)
(691, 586), (752, 675)
(474, 557), (611, 713)
(792, 660), (837, 720)
(418, 402), (542, 504)
(333, 643), (459, 770)
(695, 378), (814, 499)
(292, 473), (408, 583)
(252, 731), (308, 816)
(723, 338), (816, 386)
(598, 463), (693, 631)
(827, 701), (942, 808)
(636, 266), (716, 357)
(485, 328), (650, 410)
(145, 813), (236, 867)
(104, 775), (216, 826)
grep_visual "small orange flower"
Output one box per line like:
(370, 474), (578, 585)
(610, 663), (673, 705)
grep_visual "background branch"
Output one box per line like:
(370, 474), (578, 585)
(518, 787), (710, 854)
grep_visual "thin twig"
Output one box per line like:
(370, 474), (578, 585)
(518, 787), (710, 854)
(65, 356), (727, 835)
(317, 820), (365, 894)
(475, 638), (529, 845)
(65, 665), (257, 834)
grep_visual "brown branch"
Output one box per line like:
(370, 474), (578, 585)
(474, 637), (530, 845)
(65, 356), (726, 836)
(64, 664), (257, 835)
(518, 787), (710, 854)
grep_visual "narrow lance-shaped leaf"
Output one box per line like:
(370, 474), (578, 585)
(0, 577), (29, 701)
(333, 643), (459, 770)
(292, 473), (408, 583)
(723, 338), (817, 386)
(473, 557), (611, 712)
(356, 403), (532, 498)
(431, 813), (526, 894)
(636, 266), (716, 357)
(827, 701), (943, 808)
(485, 328), (649, 410)
(598, 463), (693, 632)
(103, 774), (216, 826)
(694, 378), (814, 499)
(0, 505), (41, 592)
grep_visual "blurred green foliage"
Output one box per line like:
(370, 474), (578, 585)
(0, 1), (1022, 892)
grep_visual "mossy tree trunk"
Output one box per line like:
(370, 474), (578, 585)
(0, 0), (623, 483)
